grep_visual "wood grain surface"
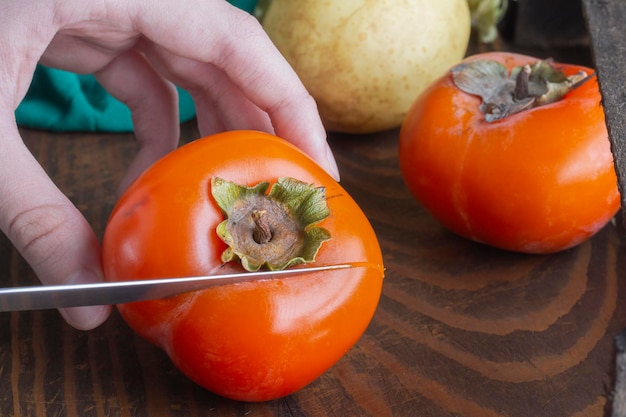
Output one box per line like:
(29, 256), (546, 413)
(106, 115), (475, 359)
(582, 0), (626, 217)
(2, 15), (625, 417)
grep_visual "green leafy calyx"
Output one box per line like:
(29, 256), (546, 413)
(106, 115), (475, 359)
(211, 177), (331, 272)
(451, 59), (592, 122)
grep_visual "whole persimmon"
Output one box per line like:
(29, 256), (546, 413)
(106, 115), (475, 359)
(399, 52), (619, 253)
(103, 130), (384, 401)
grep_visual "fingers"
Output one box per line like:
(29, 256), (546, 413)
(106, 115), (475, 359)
(94, 50), (180, 193)
(138, 43), (272, 134)
(0, 117), (110, 329)
(41, 32), (140, 75)
(137, 1), (340, 180)
(41, 0), (340, 179)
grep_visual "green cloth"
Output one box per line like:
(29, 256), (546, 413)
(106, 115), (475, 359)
(16, 66), (196, 132)
(229, 0), (258, 13)
(15, 0), (258, 133)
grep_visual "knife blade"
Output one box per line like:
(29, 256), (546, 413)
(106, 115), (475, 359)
(0, 264), (354, 312)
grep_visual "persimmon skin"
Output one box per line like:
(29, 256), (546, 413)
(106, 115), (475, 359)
(399, 52), (619, 254)
(102, 131), (384, 402)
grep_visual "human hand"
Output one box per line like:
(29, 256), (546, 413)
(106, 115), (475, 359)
(0, 0), (338, 330)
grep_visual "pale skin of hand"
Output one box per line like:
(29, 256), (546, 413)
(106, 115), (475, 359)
(0, 0), (339, 330)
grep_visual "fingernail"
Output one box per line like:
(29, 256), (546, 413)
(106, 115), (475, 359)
(59, 269), (111, 330)
(60, 304), (111, 331)
(325, 144), (341, 181)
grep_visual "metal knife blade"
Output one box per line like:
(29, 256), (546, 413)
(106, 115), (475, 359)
(0, 264), (354, 312)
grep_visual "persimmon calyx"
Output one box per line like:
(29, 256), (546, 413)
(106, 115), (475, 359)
(211, 176), (331, 272)
(451, 59), (593, 122)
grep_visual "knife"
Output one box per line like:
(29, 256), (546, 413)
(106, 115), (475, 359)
(0, 264), (354, 312)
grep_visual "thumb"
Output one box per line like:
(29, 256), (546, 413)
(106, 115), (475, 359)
(0, 122), (111, 330)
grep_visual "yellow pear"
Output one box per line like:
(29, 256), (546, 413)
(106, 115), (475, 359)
(262, 0), (471, 133)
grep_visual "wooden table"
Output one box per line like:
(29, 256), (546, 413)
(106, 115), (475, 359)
(2, 19), (625, 417)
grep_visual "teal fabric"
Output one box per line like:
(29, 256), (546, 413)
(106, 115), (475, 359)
(15, 0), (259, 132)
(15, 66), (196, 132)
(228, 0), (258, 12)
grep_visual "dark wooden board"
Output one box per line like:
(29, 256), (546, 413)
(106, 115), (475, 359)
(500, 0), (589, 47)
(1, 120), (625, 417)
(582, 1), (626, 415)
(582, 0), (626, 218)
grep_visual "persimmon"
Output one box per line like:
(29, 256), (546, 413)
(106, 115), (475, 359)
(399, 52), (619, 253)
(102, 130), (384, 401)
